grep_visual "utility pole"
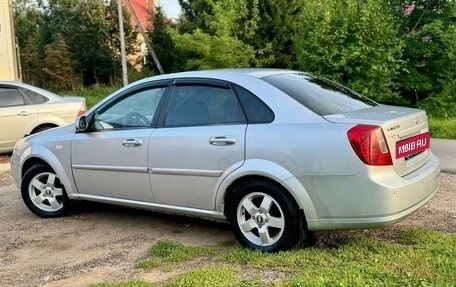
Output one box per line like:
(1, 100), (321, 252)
(125, 0), (164, 74)
(117, 0), (128, 86)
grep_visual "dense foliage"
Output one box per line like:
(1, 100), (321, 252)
(293, 0), (403, 102)
(146, 6), (181, 73)
(13, 0), (456, 116)
(14, 0), (136, 88)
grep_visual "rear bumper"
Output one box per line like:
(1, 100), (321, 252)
(305, 152), (441, 231)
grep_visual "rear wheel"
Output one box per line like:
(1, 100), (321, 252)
(228, 180), (301, 252)
(21, 164), (70, 217)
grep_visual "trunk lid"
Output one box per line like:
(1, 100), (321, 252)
(325, 105), (430, 176)
(62, 96), (85, 103)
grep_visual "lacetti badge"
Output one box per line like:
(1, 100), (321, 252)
(396, 132), (430, 159)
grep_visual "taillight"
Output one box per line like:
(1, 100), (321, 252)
(77, 102), (87, 117)
(347, 124), (392, 166)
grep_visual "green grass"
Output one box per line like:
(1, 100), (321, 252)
(222, 230), (456, 286)
(429, 118), (456, 139)
(95, 229), (455, 287)
(62, 84), (119, 108)
(163, 266), (241, 287)
(136, 240), (216, 270)
(92, 267), (261, 287)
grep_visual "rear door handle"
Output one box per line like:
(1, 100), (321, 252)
(209, 136), (236, 146)
(17, 111), (29, 116)
(122, 138), (143, 147)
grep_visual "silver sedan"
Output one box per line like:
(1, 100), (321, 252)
(10, 69), (440, 252)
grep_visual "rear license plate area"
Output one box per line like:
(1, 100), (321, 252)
(404, 150), (425, 161)
(396, 132), (430, 159)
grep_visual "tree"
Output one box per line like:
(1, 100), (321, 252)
(293, 0), (404, 103)
(42, 34), (80, 89)
(13, 0), (45, 85)
(146, 6), (182, 73)
(105, 0), (137, 76)
(21, 36), (43, 86)
(174, 0), (257, 70)
(386, 0), (456, 103)
(14, 0), (143, 87)
(37, 0), (136, 85)
(173, 30), (255, 70)
(12, 0), (42, 49)
(177, 0), (215, 34)
(248, 0), (301, 68)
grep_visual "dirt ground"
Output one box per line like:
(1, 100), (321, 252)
(0, 165), (454, 287)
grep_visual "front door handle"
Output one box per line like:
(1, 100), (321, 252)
(209, 136), (236, 146)
(122, 138), (143, 147)
(17, 111), (29, 116)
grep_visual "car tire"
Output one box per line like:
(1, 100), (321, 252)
(21, 164), (71, 218)
(228, 180), (301, 252)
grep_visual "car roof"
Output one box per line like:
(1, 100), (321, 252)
(208, 68), (299, 78)
(134, 68), (300, 84)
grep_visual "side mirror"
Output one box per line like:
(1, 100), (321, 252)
(75, 116), (88, 132)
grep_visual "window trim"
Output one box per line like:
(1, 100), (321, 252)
(172, 77), (231, 88)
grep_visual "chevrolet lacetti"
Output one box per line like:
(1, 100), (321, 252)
(10, 69), (440, 252)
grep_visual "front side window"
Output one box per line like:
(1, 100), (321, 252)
(93, 87), (165, 130)
(0, 88), (25, 107)
(262, 73), (378, 116)
(165, 85), (245, 126)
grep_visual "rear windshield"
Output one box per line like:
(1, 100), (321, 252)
(262, 73), (377, 116)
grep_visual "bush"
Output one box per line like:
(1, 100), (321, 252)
(419, 82), (456, 119)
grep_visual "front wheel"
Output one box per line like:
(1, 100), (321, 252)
(228, 180), (301, 252)
(21, 164), (70, 217)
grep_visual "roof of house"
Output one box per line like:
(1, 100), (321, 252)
(122, 0), (154, 29)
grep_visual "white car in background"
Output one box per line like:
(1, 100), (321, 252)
(0, 81), (86, 153)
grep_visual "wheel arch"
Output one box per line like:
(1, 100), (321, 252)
(25, 115), (67, 136)
(223, 175), (285, 216)
(18, 146), (77, 199)
(216, 159), (318, 225)
(22, 157), (51, 178)
(30, 123), (59, 134)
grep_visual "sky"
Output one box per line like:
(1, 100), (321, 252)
(157, 0), (181, 19)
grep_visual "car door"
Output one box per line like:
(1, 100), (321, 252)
(149, 79), (247, 210)
(71, 82), (169, 202)
(0, 86), (37, 152)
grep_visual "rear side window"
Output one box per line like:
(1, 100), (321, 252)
(262, 73), (377, 116)
(0, 88), (25, 107)
(165, 85), (245, 126)
(234, 85), (274, 123)
(22, 89), (48, 104)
